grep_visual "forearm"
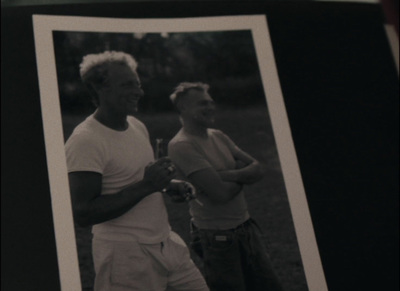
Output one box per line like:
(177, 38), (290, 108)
(75, 180), (157, 226)
(219, 162), (264, 184)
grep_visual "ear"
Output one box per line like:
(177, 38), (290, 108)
(92, 83), (104, 94)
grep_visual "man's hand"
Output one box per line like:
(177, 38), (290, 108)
(163, 179), (197, 203)
(143, 157), (177, 192)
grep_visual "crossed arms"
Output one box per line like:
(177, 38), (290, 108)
(70, 147), (263, 225)
(188, 149), (264, 204)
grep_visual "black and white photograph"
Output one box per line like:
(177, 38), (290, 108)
(33, 14), (327, 291)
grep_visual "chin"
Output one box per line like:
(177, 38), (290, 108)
(127, 108), (138, 115)
(207, 117), (215, 124)
(204, 121), (215, 128)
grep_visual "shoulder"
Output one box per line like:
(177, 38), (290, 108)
(208, 128), (237, 148)
(208, 128), (224, 136)
(65, 117), (103, 149)
(208, 128), (230, 141)
(65, 117), (108, 173)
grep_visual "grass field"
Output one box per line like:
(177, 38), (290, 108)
(63, 105), (309, 291)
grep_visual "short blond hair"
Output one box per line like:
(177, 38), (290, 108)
(79, 51), (138, 106)
(169, 82), (209, 108)
(80, 51), (137, 79)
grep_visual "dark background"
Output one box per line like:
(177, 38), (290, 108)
(2, 1), (399, 291)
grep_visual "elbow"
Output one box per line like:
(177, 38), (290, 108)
(72, 205), (93, 227)
(249, 162), (265, 183)
(253, 161), (264, 175)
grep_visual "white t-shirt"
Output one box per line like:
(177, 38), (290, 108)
(65, 114), (170, 244)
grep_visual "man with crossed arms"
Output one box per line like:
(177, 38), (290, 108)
(168, 82), (284, 291)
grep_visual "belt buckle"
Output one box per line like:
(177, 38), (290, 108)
(214, 235), (228, 242)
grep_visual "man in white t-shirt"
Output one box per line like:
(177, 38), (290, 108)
(65, 51), (208, 291)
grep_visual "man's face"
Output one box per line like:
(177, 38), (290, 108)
(97, 63), (143, 116)
(181, 89), (216, 128)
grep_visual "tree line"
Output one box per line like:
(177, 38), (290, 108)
(53, 30), (266, 114)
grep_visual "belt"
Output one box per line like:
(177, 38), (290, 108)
(229, 219), (253, 232)
(191, 219), (253, 233)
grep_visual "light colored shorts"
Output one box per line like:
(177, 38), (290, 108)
(92, 231), (209, 291)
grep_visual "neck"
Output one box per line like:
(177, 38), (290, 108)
(94, 108), (128, 131)
(182, 120), (208, 138)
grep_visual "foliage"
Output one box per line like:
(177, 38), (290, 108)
(53, 30), (266, 114)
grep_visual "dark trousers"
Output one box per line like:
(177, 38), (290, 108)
(190, 219), (284, 291)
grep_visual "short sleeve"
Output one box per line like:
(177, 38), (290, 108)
(168, 141), (213, 176)
(65, 132), (106, 174)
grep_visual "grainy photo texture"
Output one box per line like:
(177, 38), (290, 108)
(33, 15), (327, 291)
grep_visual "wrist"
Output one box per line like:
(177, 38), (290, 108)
(143, 179), (162, 193)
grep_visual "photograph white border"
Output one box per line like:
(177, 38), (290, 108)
(32, 14), (328, 291)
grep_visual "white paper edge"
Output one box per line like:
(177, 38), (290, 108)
(32, 14), (328, 291)
(384, 25), (399, 76)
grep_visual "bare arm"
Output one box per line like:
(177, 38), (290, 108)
(188, 167), (243, 204)
(69, 157), (175, 227)
(218, 150), (264, 184)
